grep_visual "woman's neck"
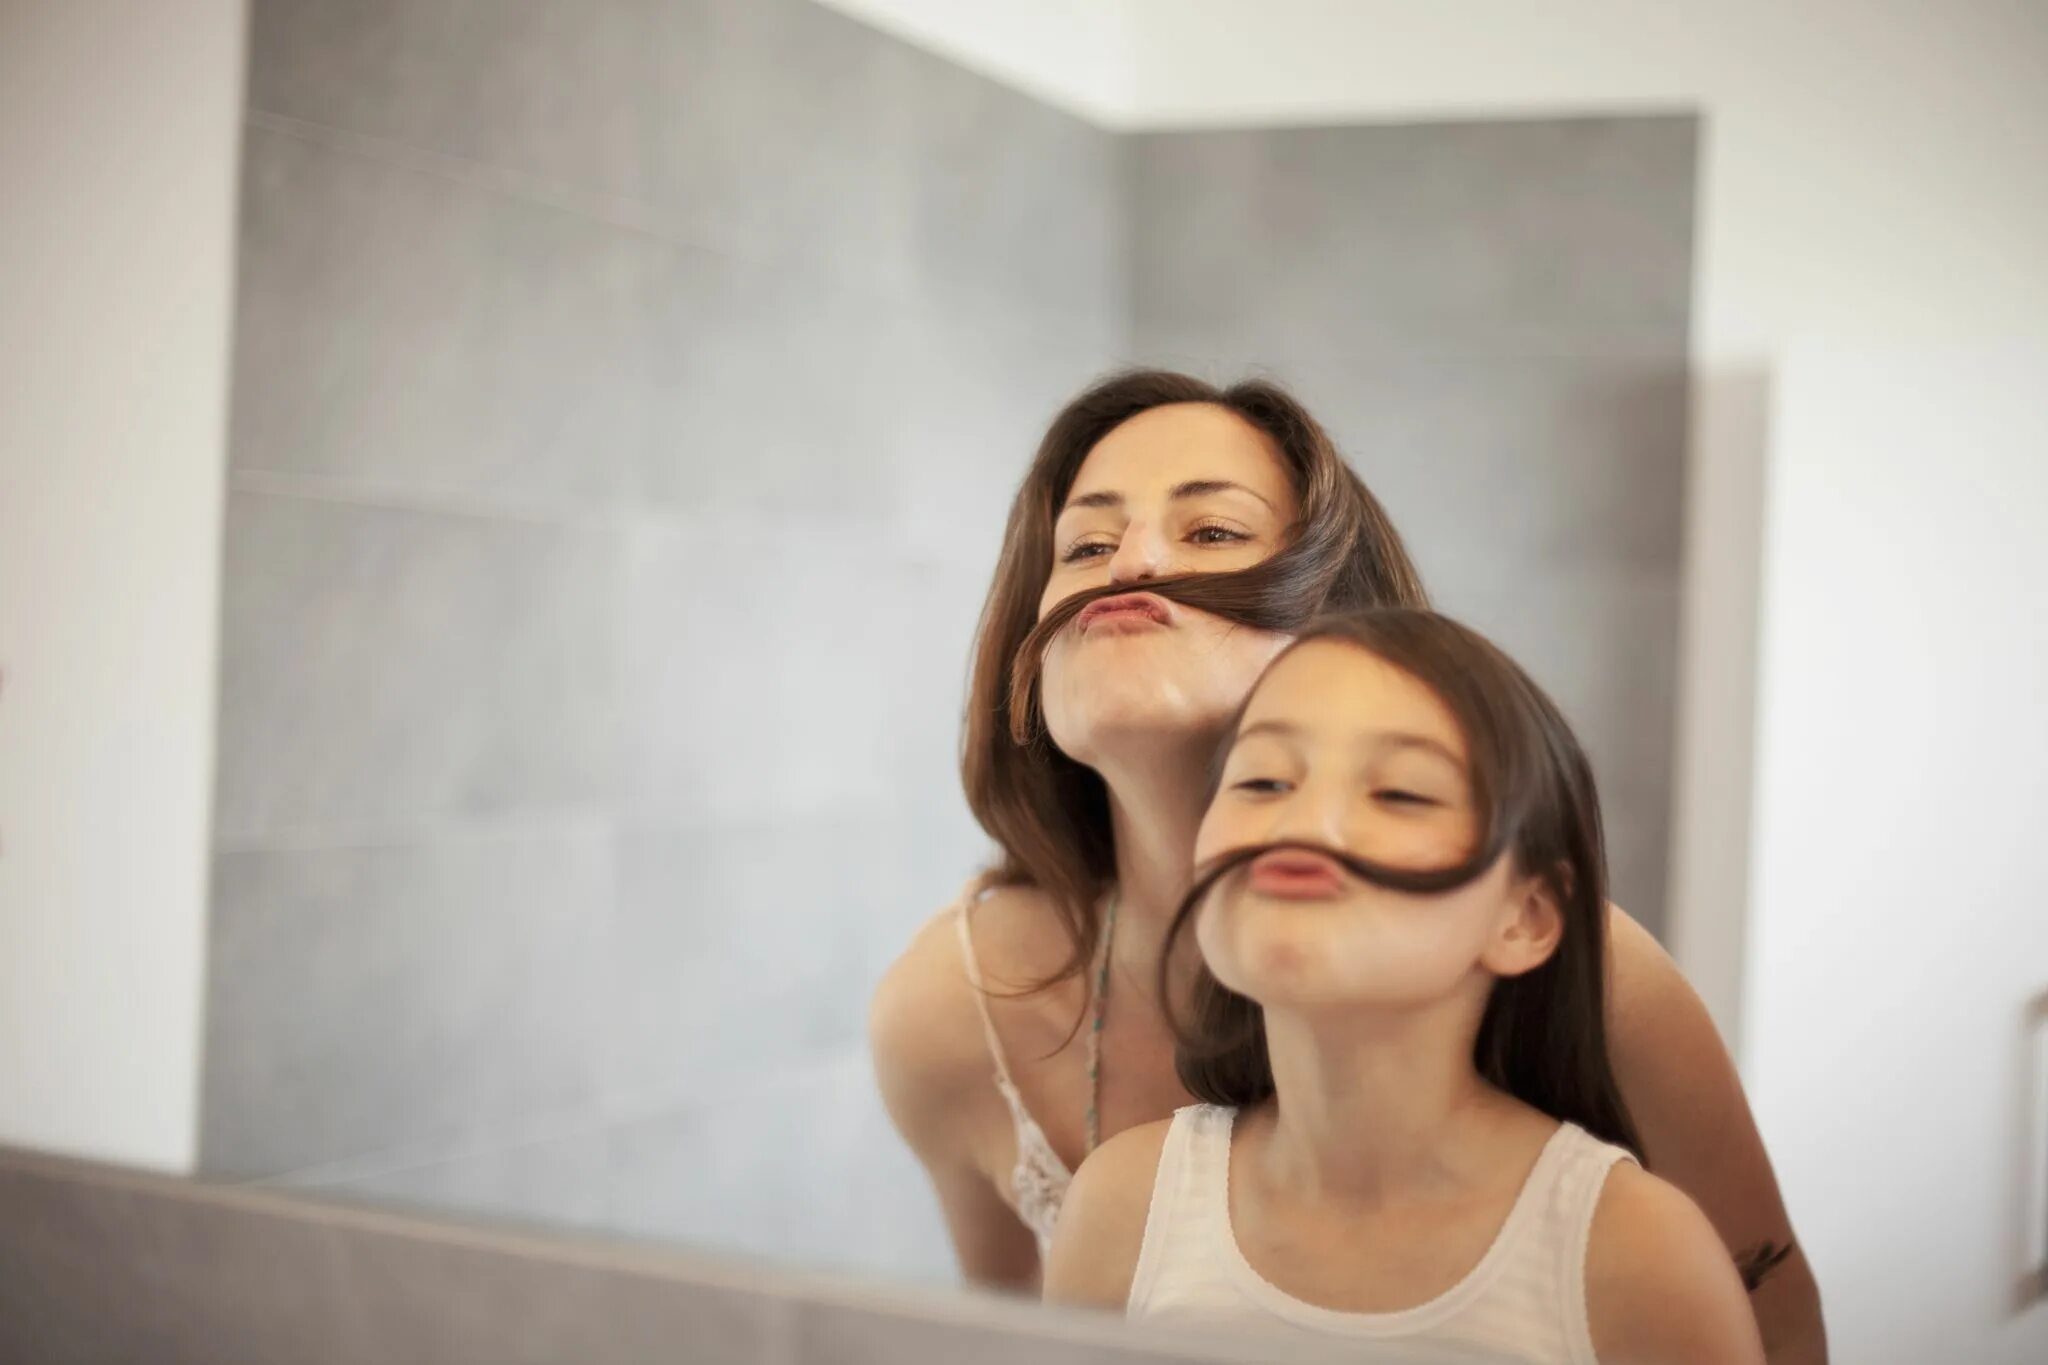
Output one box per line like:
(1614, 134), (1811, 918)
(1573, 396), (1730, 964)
(1098, 744), (1213, 1002)
(1256, 993), (1503, 1205)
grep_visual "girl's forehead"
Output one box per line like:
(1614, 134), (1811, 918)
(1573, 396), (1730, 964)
(1242, 640), (1467, 756)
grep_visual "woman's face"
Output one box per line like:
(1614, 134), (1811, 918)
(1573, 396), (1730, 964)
(1036, 403), (1300, 768)
(1191, 639), (1545, 1013)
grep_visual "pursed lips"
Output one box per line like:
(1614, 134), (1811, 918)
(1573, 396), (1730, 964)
(1246, 848), (1350, 900)
(1076, 593), (1172, 632)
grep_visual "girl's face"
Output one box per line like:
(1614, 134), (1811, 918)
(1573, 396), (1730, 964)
(1191, 639), (1556, 1013)
(1036, 403), (1300, 768)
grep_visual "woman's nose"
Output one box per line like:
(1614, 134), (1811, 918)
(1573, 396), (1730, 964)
(1107, 518), (1171, 585)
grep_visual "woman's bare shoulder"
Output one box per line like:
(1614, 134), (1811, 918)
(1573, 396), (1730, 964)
(868, 881), (1064, 1159)
(869, 898), (986, 1155)
(954, 879), (1079, 987)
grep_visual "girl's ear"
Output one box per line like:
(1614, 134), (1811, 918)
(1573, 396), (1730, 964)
(1481, 869), (1564, 979)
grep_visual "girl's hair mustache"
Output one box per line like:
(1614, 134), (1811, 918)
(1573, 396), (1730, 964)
(1179, 836), (1496, 915)
(1157, 836), (1501, 1073)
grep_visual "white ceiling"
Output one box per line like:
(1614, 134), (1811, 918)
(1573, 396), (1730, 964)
(810, 0), (1717, 130)
(810, 0), (1135, 125)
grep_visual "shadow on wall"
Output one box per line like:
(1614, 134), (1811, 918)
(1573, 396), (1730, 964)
(1665, 365), (1773, 1059)
(2017, 988), (2048, 1313)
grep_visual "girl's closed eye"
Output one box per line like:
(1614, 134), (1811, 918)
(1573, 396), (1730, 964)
(1374, 788), (1437, 807)
(1231, 776), (1292, 795)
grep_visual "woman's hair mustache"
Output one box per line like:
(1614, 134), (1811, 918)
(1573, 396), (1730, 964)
(1007, 549), (1349, 746)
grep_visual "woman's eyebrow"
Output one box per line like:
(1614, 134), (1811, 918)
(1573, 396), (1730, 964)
(1061, 479), (1276, 515)
(1061, 488), (1123, 512)
(1172, 478), (1275, 512)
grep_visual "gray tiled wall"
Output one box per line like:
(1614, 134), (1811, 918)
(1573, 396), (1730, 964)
(206, 0), (1124, 1284)
(203, 0), (1694, 1285)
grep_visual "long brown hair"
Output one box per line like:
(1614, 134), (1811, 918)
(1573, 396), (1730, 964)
(961, 370), (1429, 988)
(1161, 609), (1645, 1159)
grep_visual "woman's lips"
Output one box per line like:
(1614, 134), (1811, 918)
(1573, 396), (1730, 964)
(1246, 849), (1349, 900)
(1075, 592), (1173, 634)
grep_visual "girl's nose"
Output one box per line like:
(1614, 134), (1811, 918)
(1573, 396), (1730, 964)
(1263, 779), (1351, 853)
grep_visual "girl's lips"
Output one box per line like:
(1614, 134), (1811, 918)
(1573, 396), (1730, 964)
(1246, 849), (1349, 900)
(1075, 592), (1173, 633)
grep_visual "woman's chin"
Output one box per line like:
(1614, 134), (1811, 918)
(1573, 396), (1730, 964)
(1043, 667), (1246, 751)
(1044, 695), (1233, 764)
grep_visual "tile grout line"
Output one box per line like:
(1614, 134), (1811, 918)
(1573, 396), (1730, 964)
(225, 469), (993, 554)
(245, 107), (734, 260)
(226, 467), (629, 529)
(211, 802), (932, 856)
(237, 1046), (871, 1193)
(212, 806), (619, 855)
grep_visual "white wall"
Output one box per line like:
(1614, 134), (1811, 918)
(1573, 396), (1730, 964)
(0, 0), (246, 1170)
(1749, 346), (2048, 1362)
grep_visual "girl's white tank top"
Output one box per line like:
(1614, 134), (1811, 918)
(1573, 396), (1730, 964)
(1129, 1105), (1634, 1364)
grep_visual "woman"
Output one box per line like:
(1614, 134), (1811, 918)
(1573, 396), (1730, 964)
(870, 370), (1825, 1361)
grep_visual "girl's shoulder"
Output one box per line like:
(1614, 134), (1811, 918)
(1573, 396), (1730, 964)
(1074, 1111), (1181, 1191)
(1061, 1105), (1227, 1253)
(1584, 1163), (1766, 1363)
(1042, 1114), (1182, 1309)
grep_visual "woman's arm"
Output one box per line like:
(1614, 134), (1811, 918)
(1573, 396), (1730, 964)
(914, 1143), (1042, 1290)
(870, 917), (1041, 1290)
(1607, 906), (1828, 1364)
(1587, 1163), (1767, 1365)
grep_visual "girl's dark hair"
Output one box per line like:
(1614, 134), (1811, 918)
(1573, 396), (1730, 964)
(1160, 608), (1645, 1159)
(962, 369), (1429, 988)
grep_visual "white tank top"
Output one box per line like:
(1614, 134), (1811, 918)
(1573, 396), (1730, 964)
(1129, 1105), (1633, 1364)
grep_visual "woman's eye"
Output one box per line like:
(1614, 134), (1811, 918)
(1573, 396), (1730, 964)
(1061, 541), (1113, 563)
(1188, 524), (1249, 546)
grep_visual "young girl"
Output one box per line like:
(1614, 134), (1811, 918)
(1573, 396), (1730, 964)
(1043, 609), (1766, 1365)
